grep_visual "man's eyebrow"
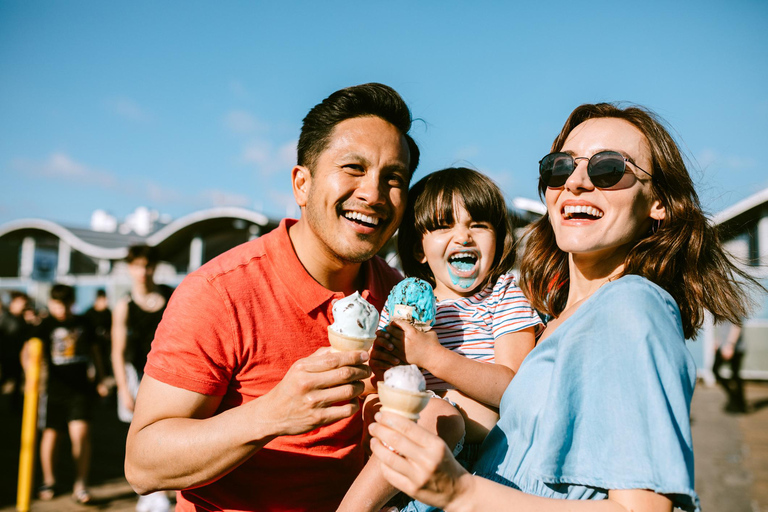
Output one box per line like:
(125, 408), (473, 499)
(337, 152), (371, 165)
(383, 162), (409, 174)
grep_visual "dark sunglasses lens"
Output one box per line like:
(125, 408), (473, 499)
(588, 152), (625, 188)
(540, 153), (573, 187)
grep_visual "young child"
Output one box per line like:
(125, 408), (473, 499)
(24, 284), (106, 504)
(339, 167), (542, 512)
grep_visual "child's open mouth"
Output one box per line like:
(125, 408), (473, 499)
(448, 252), (478, 276)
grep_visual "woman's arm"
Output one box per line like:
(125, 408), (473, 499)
(369, 412), (673, 512)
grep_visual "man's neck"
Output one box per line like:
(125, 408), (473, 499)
(288, 219), (364, 295)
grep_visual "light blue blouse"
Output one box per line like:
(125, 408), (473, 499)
(404, 275), (700, 512)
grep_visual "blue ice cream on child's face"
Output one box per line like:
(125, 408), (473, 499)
(447, 250), (480, 289)
(418, 205), (497, 300)
(385, 278), (436, 330)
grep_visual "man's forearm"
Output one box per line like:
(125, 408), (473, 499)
(125, 398), (277, 493)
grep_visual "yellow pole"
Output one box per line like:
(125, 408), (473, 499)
(17, 338), (42, 512)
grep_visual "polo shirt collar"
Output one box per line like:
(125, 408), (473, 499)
(266, 219), (382, 314)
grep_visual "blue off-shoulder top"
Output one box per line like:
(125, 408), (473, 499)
(404, 275), (700, 512)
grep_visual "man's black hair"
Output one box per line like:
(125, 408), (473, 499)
(297, 83), (420, 176)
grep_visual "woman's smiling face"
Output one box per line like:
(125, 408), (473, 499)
(544, 117), (666, 269)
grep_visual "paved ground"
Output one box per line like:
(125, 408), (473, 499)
(1, 381), (767, 511)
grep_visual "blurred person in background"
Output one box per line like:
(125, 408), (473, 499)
(25, 284), (108, 504)
(0, 291), (31, 413)
(713, 321), (747, 413)
(111, 245), (174, 512)
(85, 289), (113, 390)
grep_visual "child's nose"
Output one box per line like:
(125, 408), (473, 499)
(455, 228), (473, 245)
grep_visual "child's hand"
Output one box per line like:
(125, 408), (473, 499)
(389, 319), (442, 369)
(370, 327), (405, 381)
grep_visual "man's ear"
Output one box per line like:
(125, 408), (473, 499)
(292, 165), (311, 208)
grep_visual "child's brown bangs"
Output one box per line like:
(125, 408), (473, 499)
(414, 173), (505, 233)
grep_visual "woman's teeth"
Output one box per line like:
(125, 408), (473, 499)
(563, 205), (604, 219)
(344, 212), (379, 226)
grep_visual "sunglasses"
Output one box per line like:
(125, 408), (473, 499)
(539, 150), (653, 189)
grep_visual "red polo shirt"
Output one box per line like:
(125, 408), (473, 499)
(145, 218), (402, 512)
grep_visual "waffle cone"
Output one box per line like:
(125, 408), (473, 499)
(392, 305), (433, 332)
(377, 381), (431, 421)
(327, 326), (374, 352)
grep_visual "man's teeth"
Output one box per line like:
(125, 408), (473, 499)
(563, 205), (604, 219)
(345, 212), (379, 225)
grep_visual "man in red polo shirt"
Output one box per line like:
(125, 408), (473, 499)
(125, 83), (419, 512)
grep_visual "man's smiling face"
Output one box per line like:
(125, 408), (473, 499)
(299, 115), (411, 264)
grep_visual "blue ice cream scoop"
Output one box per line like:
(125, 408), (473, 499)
(385, 277), (436, 331)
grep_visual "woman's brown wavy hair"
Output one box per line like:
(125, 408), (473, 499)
(518, 102), (757, 339)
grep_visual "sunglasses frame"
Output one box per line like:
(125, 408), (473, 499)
(539, 150), (654, 189)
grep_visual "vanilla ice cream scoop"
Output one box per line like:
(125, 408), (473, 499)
(327, 291), (379, 352)
(383, 364), (426, 392)
(378, 365), (430, 420)
(385, 278), (436, 331)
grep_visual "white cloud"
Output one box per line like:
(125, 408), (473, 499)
(145, 181), (185, 204)
(696, 148), (757, 171)
(224, 110), (265, 134)
(105, 97), (152, 122)
(229, 80), (250, 101)
(13, 152), (118, 188)
(241, 139), (297, 176)
(199, 189), (251, 208)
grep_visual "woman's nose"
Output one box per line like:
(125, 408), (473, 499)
(565, 159), (595, 191)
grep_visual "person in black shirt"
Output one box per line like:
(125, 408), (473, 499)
(84, 289), (112, 383)
(111, 245), (173, 512)
(25, 284), (107, 503)
(0, 291), (30, 413)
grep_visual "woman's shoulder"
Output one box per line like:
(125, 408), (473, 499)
(572, 275), (688, 359)
(595, 274), (680, 320)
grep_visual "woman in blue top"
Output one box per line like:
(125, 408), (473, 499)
(366, 103), (757, 512)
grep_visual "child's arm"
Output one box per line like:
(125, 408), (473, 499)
(389, 320), (535, 407)
(493, 328), (536, 374)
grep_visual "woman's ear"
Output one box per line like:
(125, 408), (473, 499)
(649, 199), (666, 221)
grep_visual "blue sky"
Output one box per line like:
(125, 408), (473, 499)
(1, 1), (766, 229)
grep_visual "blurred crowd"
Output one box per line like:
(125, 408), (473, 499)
(0, 244), (174, 512)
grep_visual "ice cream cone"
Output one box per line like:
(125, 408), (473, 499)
(377, 381), (431, 421)
(392, 304), (433, 332)
(327, 326), (374, 352)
